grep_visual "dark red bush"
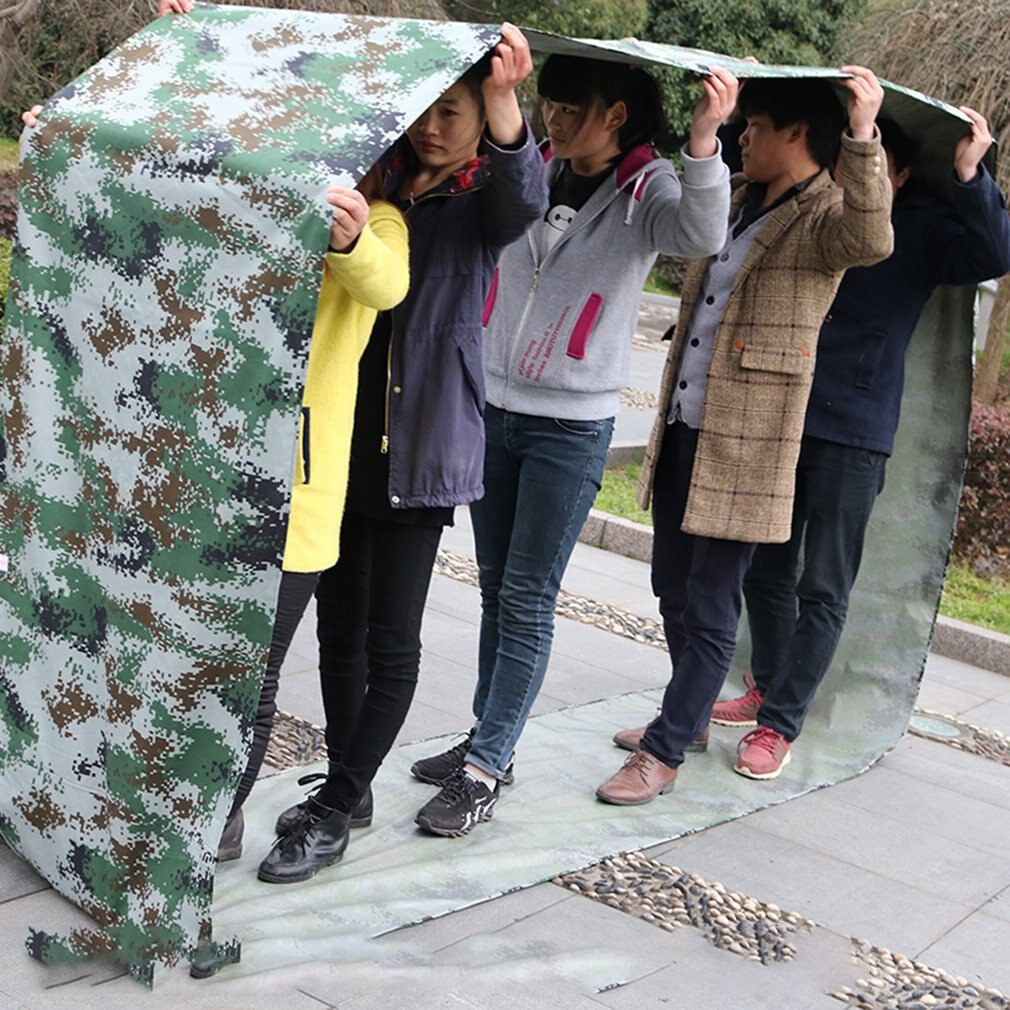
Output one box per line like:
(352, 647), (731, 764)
(953, 401), (1010, 571)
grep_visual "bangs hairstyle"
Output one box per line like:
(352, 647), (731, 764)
(737, 78), (847, 169)
(537, 55), (666, 154)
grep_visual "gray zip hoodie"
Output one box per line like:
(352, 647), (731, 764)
(482, 143), (730, 421)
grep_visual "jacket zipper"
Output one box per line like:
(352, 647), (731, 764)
(502, 162), (647, 403)
(380, 185), (476, 456)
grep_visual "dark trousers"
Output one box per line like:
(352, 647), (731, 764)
(745, 436), (887, 741)
(314, 511), (442, 813)
(231, 570), (320, 818)
(641, 423), (757, 768)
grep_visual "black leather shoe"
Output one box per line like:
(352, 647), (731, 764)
(216, 808), (243, 862)
(275, 779), (373, 835)
(257, 798), (350, 884)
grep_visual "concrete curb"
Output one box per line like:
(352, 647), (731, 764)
(578, 507), (1010, 678)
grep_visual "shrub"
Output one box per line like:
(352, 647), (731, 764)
(952, 401), (1010, 572)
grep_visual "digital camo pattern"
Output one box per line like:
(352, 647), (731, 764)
(0, 4), (498, 981)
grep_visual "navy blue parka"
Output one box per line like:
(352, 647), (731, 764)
(806, 166), (1010, 455)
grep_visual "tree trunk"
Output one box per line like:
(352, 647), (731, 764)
(0, 0), (43, 105)
(975, 277), (1010, 405)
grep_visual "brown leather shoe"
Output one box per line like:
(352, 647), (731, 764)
(596, 749), (678, 805)
(612, 725), (709, 753)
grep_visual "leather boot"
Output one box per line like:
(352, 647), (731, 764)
(257, 798), (351, 884)
(275, 778), (373, 835)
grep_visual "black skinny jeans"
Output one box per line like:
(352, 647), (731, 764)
(313, 510), (442, 813)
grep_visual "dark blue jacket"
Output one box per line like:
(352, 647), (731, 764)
(378, 127), (547, 508)
(805, 166), (1010, 455)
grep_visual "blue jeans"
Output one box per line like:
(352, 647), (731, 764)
(744, 435), (887, 741)
(642, 423), (757, 769)
(468, 404), (614, 779)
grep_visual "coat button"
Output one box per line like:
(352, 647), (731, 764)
(391, 495), (401, 504)
(720, 252), (730, 262)
(393, 385), (402, 394)
(735, 340), (744, 350)
(705, 295), (715, 305)
(678, 380), (688, 390)
(690, 338), (700, 347)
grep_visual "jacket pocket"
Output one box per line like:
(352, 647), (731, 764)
(566, 293), (603, 360)
(482, 267), (499, 327)
(297, 406), (311, 484)
(739, 345), (810, 375)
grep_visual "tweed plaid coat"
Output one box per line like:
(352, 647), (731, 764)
(637, 131), (894, 544)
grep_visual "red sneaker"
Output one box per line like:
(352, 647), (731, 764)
(710, 673), (764, 727)
(734, 726), (791, 780)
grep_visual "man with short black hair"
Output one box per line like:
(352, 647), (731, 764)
(716, 106), (1010, 780)
(599, 68), (895, 805)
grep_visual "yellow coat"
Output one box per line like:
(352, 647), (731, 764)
(282, 201), (409, 572)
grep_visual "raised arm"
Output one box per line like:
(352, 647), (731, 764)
(481, 23), (530, 149)
(927, 108), (1010, 285)
(812, 66), (893, 271)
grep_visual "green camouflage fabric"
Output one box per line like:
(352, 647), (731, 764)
(0, 6), (988, 986)
(0, 3), (498, 982)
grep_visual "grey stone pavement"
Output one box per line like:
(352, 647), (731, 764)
(4, 297), (1010, 1008)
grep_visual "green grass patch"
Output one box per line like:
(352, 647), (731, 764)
(596, 461), (1010, 636)
(939, 560), (1010, 636)
(595, 463), (652, 527)
(643, 268), (678, 298)
(0, 136), (18, 173)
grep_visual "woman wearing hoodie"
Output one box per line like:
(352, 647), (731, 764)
(411, 56), (738, 836)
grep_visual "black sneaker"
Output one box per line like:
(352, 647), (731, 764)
(410, 729), (515, 787)
(415, 768), (499, 837)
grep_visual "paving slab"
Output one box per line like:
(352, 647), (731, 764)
(648, 813), (974, 956)
(918, 908), (1010, 994)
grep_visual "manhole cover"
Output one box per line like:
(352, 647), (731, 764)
(908, 713), (974, 741)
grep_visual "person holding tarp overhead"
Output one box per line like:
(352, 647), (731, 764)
(601, 69), (895, 805)
(258, 25), (548, 882)
(408, 56), (737, 836)
(710, 107), (1010, 781)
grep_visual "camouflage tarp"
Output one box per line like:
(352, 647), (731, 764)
(0, 2), (988, 987)
(0, 3), (499, 982)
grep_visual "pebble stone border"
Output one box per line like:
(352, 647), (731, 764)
(833, 939), (1008, 1009)
(909, 709), (1010, 769)
(619, 387), (659, 411)
(554, 851), (812, 964)
(435, 549), (667, 649)
(265, 709), (326, 770)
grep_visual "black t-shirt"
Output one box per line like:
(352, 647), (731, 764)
(541, 162), (612, 255)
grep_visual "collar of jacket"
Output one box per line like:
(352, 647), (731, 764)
(540, 141), (659, 199)
(729, 167), (832, 219)
(382, 136), (491, 201)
